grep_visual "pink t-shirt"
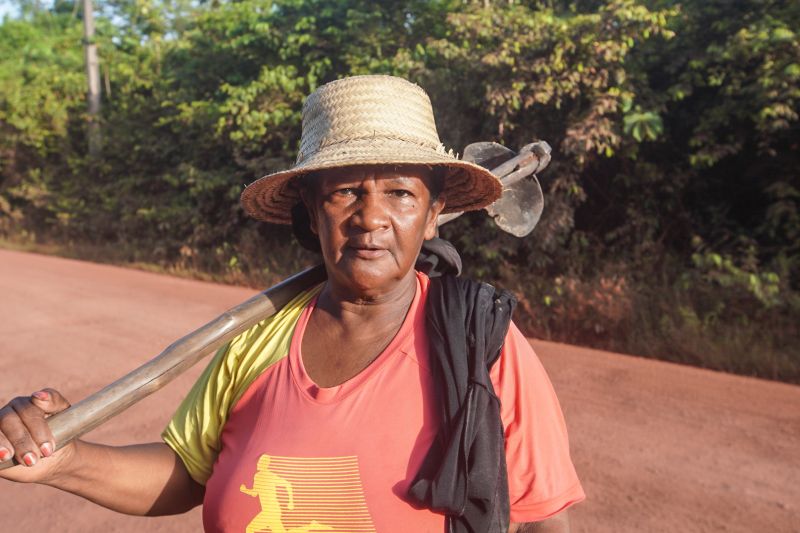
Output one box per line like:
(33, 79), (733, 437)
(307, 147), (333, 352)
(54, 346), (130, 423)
(197, 272), (583, 531)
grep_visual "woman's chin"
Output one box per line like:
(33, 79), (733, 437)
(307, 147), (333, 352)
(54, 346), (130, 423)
(329, 261), (413, 298)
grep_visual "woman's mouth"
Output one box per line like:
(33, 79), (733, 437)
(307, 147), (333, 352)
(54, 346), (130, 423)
(348, 244), (389, 259)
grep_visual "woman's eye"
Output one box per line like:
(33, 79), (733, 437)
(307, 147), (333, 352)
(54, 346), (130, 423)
(389, 189), (413, 198)
(335, 188), (357, 196)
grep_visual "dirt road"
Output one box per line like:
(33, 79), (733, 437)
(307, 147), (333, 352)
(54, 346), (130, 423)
(1, 249), (798, 532)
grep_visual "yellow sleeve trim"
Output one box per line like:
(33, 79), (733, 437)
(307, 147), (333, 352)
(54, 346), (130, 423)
(162, 283), (321, 485)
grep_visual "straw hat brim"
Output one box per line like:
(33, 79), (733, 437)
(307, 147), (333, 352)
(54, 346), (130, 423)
(240, 136), (502, 225)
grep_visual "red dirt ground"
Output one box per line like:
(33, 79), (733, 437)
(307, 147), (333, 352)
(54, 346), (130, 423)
(0, 249), (798, 532)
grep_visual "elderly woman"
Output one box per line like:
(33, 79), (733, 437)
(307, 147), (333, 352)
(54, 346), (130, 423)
(0, 76), (583, 532)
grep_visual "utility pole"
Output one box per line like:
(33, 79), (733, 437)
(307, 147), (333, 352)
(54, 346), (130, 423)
(82, 0), (101, 156)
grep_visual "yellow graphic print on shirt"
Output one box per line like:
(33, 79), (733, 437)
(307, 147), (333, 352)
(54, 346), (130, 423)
(239, 454), (376, 533)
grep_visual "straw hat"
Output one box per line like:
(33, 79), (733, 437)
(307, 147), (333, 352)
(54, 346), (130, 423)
(240, 75), (502, 224)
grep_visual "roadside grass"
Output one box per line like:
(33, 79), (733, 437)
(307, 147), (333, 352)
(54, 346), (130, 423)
(625, 287), (799, 382)
(0, 235), (314, 289)
(506, 266), (800, 384)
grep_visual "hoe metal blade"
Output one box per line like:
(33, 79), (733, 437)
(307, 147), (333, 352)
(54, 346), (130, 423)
(441, 141), (550, 237)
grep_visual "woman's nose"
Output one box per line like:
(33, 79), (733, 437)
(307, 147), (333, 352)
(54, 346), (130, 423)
(352, 193), (389, 231)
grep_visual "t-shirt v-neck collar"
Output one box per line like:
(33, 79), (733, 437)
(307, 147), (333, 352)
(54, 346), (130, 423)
(288, 273), (423, 404)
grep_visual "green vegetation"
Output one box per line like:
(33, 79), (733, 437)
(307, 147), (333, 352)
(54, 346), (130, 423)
(1, 0), (798, 381)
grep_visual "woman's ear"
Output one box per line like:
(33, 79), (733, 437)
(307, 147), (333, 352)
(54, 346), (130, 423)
(423, 196), (445, 240)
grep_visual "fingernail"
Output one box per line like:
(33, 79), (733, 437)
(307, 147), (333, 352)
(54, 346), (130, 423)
(22, 452), (37, 466)
(32, 391), (49, 401)
(40, 442), (53, 457)
(0, 448), (10, 462)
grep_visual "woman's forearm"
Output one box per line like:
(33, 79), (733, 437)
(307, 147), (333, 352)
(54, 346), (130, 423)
(43, 440), (204, 516)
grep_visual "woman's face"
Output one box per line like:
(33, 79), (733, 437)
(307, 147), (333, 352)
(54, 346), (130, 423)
(302, 165), (445, 298)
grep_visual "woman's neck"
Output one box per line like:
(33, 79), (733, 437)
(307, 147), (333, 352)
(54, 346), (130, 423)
(300, 271), (418, 387)
(317, 270), (418, 328)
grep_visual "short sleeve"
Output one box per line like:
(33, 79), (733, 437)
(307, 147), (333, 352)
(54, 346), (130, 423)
(162, 284), (321, 485)
(489, 321), (585, 523)
(162, 342), (241, 485)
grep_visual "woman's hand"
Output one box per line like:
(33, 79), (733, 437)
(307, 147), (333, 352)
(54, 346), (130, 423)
(0, 390), (203, 515)
(0, 388), (74, 484)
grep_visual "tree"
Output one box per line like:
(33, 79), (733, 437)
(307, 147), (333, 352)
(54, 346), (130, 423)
(82, 0), (102, 155)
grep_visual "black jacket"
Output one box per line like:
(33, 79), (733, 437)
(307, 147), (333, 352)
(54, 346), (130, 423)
(408, 273), (517, 533)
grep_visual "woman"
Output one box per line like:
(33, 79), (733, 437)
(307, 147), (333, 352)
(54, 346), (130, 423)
(0, 75), (583, 532)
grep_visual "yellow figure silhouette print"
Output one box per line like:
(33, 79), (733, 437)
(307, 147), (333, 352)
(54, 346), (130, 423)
(241, 455), (300, 532)
(240, 454), (376, 533)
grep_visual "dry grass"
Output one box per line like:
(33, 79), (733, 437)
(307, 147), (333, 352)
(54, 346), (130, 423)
(507, 265), (800, 384)
(0, 235), (315, 289)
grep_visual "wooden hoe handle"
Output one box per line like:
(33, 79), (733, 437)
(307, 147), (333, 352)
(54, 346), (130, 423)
(0, 265), (327, 470)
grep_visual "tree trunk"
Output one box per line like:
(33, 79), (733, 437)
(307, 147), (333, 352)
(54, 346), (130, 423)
(82, 0), (101, 156)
